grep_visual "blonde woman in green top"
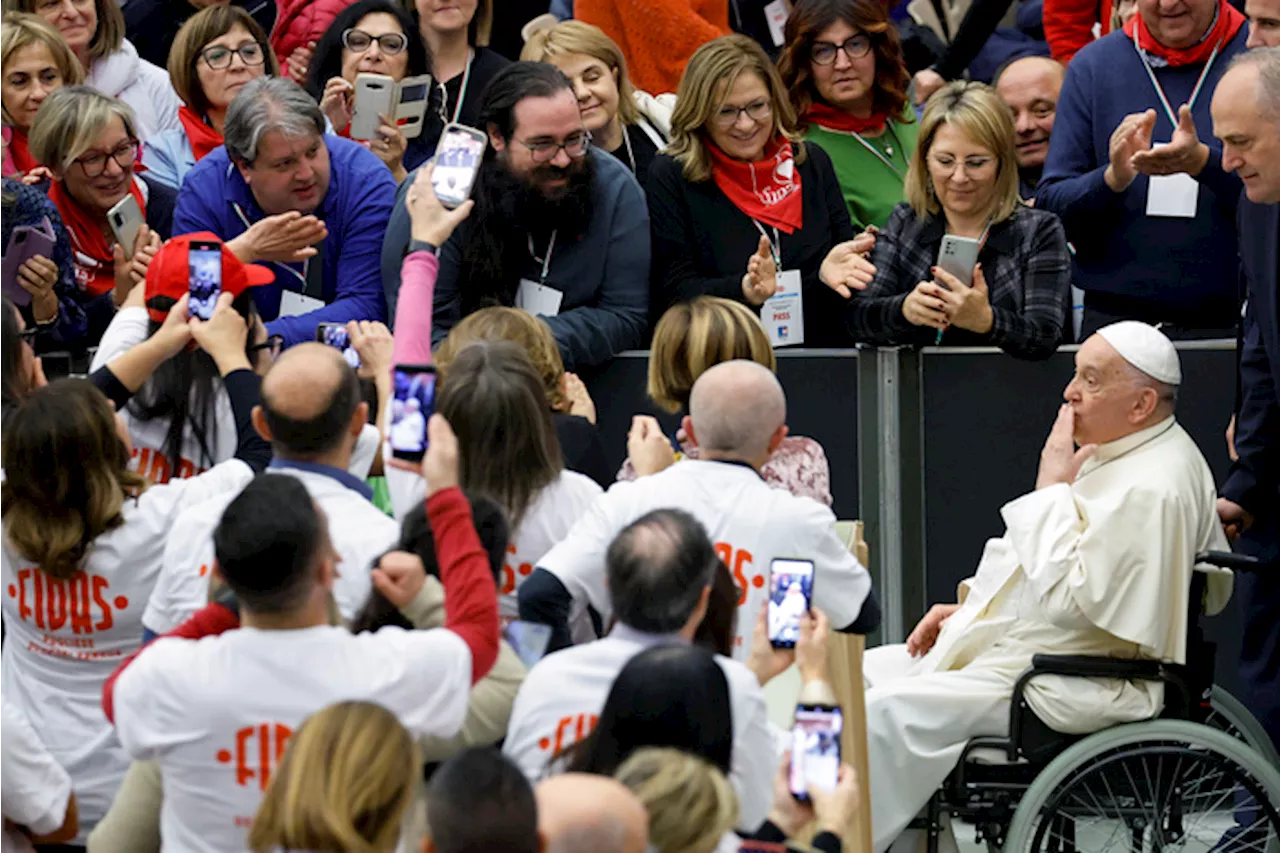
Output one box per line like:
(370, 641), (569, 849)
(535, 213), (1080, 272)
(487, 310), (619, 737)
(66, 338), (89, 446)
(777, 0), (917, 231)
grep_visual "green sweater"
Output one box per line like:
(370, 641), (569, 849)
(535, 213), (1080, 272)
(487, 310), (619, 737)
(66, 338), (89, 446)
(805, 117), (918, 232)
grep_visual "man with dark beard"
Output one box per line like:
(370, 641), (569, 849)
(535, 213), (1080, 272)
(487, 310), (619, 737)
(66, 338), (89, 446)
(381, 62), (650, 371)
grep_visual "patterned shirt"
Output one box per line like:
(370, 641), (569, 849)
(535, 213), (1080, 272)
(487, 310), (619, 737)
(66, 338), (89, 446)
(846, 202), (1071, 360)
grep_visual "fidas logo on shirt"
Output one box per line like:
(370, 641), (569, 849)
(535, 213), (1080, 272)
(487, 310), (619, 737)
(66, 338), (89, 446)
(9, 568), (129, 659)
(217, 722), (294, 791)
(501, 544), (534, 596)
(131, 447), (208, 484)
(536, 712), (599, 756)
(714, 542), (764, 607)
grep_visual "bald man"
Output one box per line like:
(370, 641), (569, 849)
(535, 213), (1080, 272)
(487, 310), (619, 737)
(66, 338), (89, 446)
(143, 343), (398, 635)
(994, 57), (1067, 200)
(864, 323), (1229, 852)
(536, 774), (649, 853)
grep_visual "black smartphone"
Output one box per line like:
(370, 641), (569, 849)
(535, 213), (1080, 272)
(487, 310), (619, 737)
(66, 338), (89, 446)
(789, 703), (843, 802)
(187, 241), (223, 320)
(316, 322), (361, 369)
(389, 365), (436, 462)
(767, 557), (815, 649)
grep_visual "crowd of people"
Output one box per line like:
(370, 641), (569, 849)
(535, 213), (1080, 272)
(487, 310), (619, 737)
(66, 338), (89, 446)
(2, 0), (1279, 851)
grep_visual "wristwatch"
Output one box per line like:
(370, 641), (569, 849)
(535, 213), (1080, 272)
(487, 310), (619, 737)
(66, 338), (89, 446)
(409, 239), (439, 256)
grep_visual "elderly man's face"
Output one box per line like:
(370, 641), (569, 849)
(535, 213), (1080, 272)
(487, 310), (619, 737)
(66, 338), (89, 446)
(1213, 63), (1280, 203)
(1063, 335), (1153, 446)
(995, 59), (1063, 170)
(1136, 0), (1218, 48)
(238, 129), (331, 215)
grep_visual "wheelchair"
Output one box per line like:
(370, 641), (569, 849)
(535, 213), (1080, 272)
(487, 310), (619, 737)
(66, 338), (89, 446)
(918, 551), (1280, 853)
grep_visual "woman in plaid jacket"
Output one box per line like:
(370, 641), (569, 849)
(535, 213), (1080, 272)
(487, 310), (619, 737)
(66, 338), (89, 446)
(841, 81), (1071, 360)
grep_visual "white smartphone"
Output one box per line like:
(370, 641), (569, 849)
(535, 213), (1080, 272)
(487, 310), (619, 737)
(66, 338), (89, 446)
(767, 558), (815, 649)
(936, 235), (981, 288)
(394, 74), (432, 140)
(350, 72), (396, 141)
(431, 123), (487, 209)
(107, 195), (144, 259)
(789, 704), (843, 803)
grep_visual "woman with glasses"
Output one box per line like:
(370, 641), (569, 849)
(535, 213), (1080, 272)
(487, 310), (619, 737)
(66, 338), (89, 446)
(777, 0), (917, 232)
(1, 12), (82, 179)
(839, 82), (1070, 360)
(27, 85), (174, 345)
(7, 0), (181, 140)
(142, 5), (278, 191)
(306, 0), (432, 182)
(647, 34), (860, 346)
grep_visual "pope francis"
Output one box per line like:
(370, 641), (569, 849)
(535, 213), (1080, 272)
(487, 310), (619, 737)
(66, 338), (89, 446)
(863, 322), (1231, 853)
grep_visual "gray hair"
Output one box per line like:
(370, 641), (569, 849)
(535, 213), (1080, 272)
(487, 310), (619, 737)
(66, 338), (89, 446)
(688, 360), (786, 460)
(1227, 46), (1280, 121)
(606, 509), (717, 634)
(224, 76), (325, 165)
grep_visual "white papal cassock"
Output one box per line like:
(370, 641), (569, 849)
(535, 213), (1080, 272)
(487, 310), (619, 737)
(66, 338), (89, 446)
(864, 417), (1230, 853)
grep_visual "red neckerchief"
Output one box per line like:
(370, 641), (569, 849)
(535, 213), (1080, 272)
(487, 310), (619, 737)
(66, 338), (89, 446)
(7, 128), (39, 174)
(804, 100), (892, 135)
(1123, 0), (1244, 66)
(707, 135), (804, 235)
(48, 177), (148, 297)
(177, 106), (225, 162)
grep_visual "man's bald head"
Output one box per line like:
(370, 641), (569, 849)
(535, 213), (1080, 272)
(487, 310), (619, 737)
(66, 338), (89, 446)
(535, 774), (649, 853)
(257, 342), (363, 459)
(994, 57), (1065, 171)
(687, 360), (787, 465)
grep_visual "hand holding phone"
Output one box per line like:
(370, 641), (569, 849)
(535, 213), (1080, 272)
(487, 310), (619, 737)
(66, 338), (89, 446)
(389, 365), (436, 461)
(187, 241), (223, 321)
(768, 558), (815, 649)
(431, 124), (487, 209)
(935, 235), (981, 289)
(789, 704), (843, 803)
(108, 195), (144, 260)
(316, 322), (361, 368)
(351, 73), (396, 141)
(2, 218), (57, 307)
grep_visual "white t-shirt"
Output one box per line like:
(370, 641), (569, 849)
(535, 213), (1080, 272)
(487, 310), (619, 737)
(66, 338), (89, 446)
(537, 460), (873, 659)
(144, 463), (399, 634)
(502, 627), (774, 832)
(0, 460), (255, 840)
(111, 625), (473, 853)
(1, 697), (72, 853)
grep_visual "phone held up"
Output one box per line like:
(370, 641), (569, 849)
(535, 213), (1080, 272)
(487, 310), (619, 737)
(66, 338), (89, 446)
(187, 241), (223, 321)
(431, 123), (487, 209)
(767, 557), (815, 649)
(935, 235), (981, 289)
(389, 364), (436, 462)
(790, 703), (843, 802)
(316, 322), (361, 369)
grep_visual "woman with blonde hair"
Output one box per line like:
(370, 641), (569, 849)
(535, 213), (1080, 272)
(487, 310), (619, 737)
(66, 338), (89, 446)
(614, 748), (739, 853)
(1, 11), (81, 177)
(619, 295), (831, 505)
(521, 20), (671, 188)
(248, 701), (421, 853)
(646, 34), (868, 345)
(834, 81), (1070, 360)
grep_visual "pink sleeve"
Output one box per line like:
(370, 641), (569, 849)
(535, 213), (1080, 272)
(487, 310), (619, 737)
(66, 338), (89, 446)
(393, 251), (438, 367)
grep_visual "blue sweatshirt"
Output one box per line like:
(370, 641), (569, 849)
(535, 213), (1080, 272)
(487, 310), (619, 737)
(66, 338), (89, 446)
(1036, 26), (1247, 325)
(172, 135), (396, 346)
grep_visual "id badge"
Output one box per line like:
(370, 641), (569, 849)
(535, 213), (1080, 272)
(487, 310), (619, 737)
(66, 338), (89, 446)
(278, 290), (325, 317)
(1145, 147), (1199, 219)
(516, 278), (563, 317)
(761, 269), (804, 347)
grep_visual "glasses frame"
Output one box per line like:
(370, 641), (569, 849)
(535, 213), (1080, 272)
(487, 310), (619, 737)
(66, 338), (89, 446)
(199, 41), (267, 71)
(71, 139), (140, 179)
(18, 326), (38, 347)
(712, 100), (773, 128)
(248, 334), (285, 360)
(515, 130), (593, 164)
(341, 28), (408, 56)
(810, 35), (873, 66)
(927, 154), (998, 177)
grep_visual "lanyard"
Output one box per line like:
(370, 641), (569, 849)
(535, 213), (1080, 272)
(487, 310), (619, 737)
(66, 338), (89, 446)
(528, 230), (557, 284)
(823, 123), (904, 178)
(751, 220), (782, 267)
(437, 49), (474, 126)
(620, 125), (637, 175)
(1132, 30), (1221, 127)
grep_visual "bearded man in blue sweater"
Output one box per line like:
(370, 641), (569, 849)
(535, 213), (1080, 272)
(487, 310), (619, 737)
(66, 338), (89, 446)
(1037, 0), (1248, 338)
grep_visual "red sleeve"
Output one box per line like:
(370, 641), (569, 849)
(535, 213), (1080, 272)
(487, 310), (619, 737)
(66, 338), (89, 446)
(427, 487), (500, 684)
(1044, 0), (1101, 63)
(102, 602), (240, 724)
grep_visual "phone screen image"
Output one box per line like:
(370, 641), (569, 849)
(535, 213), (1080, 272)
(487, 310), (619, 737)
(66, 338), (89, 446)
(399, 82), (428, 104)
(389, 367), (436, 460)
(767, 558), (815, 648)
(789, 705), (843, 801)
(187, 244), (223, 321)
(504, 620), (553, 669)
(432, 129), (484, 206)
(318, 324), (361, 369)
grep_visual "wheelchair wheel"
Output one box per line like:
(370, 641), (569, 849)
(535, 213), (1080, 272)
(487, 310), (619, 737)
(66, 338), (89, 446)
(1205, 685), (1280, 769)
(1004, 720), (1280, 853)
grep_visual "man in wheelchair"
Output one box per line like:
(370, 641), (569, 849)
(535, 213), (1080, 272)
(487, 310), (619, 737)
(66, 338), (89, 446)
(863, 322), (1232, 853)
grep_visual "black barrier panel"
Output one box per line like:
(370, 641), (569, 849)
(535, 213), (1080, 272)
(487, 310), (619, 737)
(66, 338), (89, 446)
(585, 351), (861, 523)
(918, 344), (1242, 694)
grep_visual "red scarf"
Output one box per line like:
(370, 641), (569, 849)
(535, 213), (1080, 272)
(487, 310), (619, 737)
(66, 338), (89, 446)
(1123, 0), (1245, 67)
(7, 127), (39, 175)
(804, 100), (892, 135)
(48, 177), (148, 297)
(177, 106), (225, 162)
(707, 135), (804, 235)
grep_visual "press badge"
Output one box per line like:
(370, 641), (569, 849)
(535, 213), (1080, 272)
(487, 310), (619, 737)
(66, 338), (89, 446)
(1146, 146), (1199, 218)
(761, 269), (804, 347)
(516, 279), (563, 317)
(278, 290), (325, 317)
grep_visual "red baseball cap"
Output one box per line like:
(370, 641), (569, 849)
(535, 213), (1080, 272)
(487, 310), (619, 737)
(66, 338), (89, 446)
(144, 232), (276, 323)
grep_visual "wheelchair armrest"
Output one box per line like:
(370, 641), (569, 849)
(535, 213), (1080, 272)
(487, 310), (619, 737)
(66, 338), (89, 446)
(1195, 550), (1262, 573)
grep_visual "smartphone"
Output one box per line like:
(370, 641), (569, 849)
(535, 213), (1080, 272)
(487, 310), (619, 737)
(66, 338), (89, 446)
(389, 365), (436, 461)
(351, 72), (396, 141)
(395, 74), (432, 139)
(2, 221), (56, 308)
(789, 704), (843, 802)
(767, 558), (815, 649)
(504, 620), (553, 669)
(936, 235), (982, 288)
(316, 322), (361, 369)
(107, 195), (144, 259)
(187, 241), (223, 321)
(431, 123), (487, 209)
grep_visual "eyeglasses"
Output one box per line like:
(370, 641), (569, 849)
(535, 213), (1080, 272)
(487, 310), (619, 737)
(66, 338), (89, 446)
(18, 326), (38, 347)
(928, 154), (996, 175)
(713, 99), (772, 128)
(71, 139), (139, 178)
(342, 28), (408, 55)
(248, 334), (284, 360)
(516, 130), (592, 164)
(200, 41), (266, 70)
(810, 35), (873, 65)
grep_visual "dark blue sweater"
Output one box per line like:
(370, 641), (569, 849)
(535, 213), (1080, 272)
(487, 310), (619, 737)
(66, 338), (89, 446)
(1036, 26), (1247, 325)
